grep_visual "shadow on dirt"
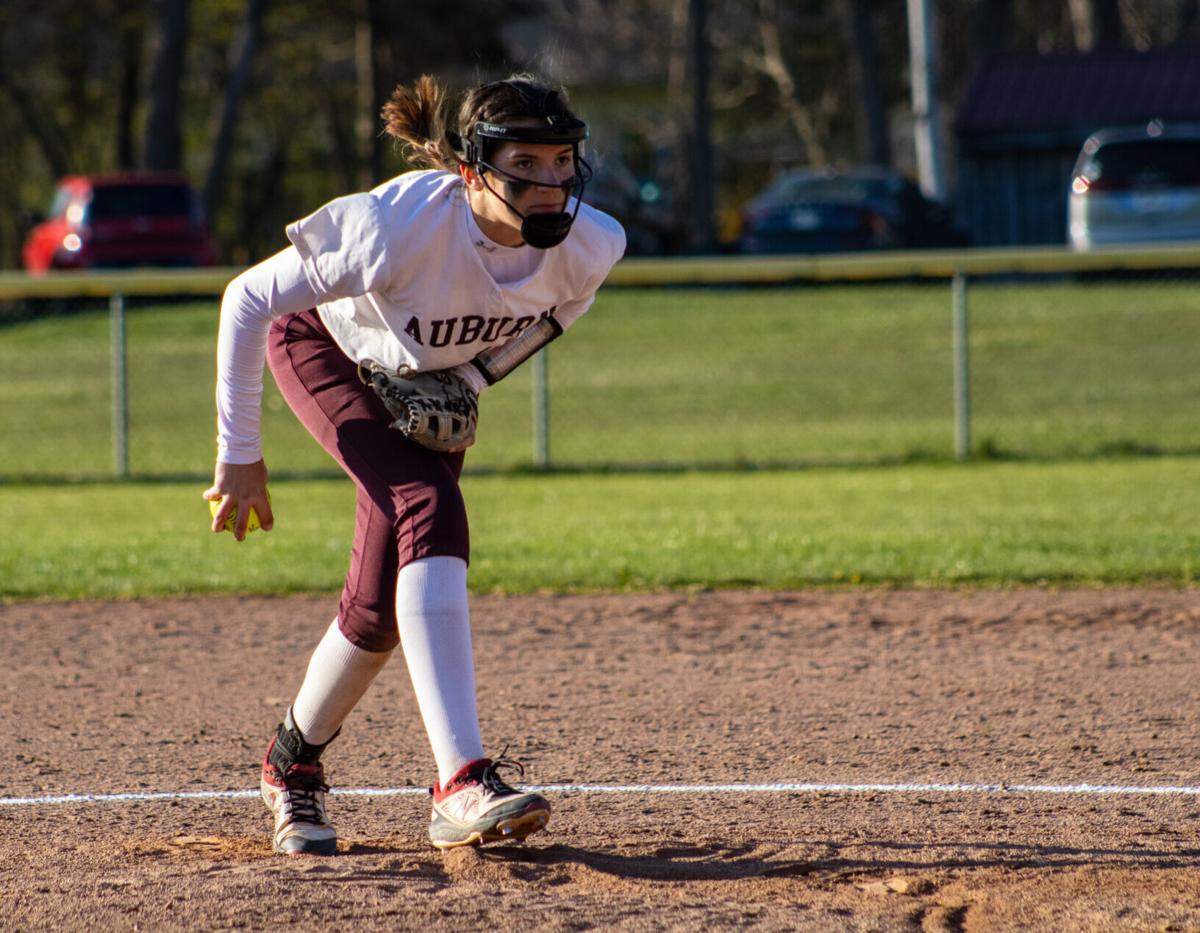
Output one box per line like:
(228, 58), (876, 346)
(324, 834), (1200, 883)
(438, 837), (1200, 883)
(809, 838), (1200, 873)
(468, 842), (816, 881)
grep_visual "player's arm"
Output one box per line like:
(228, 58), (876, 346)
(208, 247), (319, 538)
(469, 315), (564, 385)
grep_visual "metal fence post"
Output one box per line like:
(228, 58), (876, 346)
(532, 348), (550, 468)
(952, 273), (971, 462)
(110, 293), (130, 478)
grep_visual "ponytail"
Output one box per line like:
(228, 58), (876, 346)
(380, 75), (460, 172)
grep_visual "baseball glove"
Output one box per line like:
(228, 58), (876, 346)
(358, 361), (479, 453)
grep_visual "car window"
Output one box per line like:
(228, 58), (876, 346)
(1081, 139), (1200, 189)
(87, 185), (194, 219)
(768, 175), (893, 204)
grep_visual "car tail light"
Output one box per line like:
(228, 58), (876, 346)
(861, 208), (887, 235)
(62, 233), (83, 252)
(1079, 174), (1134, 192)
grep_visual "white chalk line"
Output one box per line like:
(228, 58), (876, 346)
(3, 781), (1200, 808)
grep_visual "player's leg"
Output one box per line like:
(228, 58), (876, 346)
(395, 555), (482, 777)
(260, 613), (391, 855)
(258, 310), (409, 854)
(342, 433), (551, 847)
(259, 707), (338, 855)
(291, 616), (393, 747)
(336, 485), (551, 847)
(396, 554), (550, 849)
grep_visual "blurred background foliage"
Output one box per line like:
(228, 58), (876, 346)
(3, 0), (1200, 267)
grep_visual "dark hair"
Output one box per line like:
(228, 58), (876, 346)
(381, 73), (579, 172)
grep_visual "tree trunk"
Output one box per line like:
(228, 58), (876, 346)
(143, 0), (190, 171)
(203, 0), (269, 223)
(687, 0), (716, 252)
(355, 0), (382, 189)
(116, 9), (144, 170)
(667, 0), (692, 243)
(1092, 0), (1122, 49)
(239, 138), (287, 265)
(838, 0), (890, 167)
(1069, 0), (1122, 51)
(756, 0), (828, 166)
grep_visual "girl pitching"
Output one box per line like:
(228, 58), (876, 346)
(204, 74), (625, 854)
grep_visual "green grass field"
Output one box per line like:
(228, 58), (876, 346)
(1, 282), (1196, 600)
(2, 280), (1198, 480)
(1, 458), (1196, 600)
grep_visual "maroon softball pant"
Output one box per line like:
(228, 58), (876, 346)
(266, 309), (468, 652)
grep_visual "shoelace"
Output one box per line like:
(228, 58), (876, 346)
(280, 763), (330, 824)
(432, 749), (529, 798)
(479, 754), (526, 796)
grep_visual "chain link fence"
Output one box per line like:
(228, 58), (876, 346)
(1, 253), (1197, 482)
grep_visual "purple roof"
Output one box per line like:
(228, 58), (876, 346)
(957, 49), (1200, 140)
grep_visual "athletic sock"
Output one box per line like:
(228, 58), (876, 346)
(395, 556), (485, 785)
(290, 618), (392, 745)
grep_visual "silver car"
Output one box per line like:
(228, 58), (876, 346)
(1068, 122), (1200, 249)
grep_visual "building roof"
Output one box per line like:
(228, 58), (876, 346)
(956, 48), (1200, 152)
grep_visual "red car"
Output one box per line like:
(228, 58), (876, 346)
(22, 173), (218, 271)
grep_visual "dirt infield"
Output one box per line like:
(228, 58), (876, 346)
(2, 588), (1199, 931)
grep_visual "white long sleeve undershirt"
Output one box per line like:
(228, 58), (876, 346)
(215, 247), (319, 465)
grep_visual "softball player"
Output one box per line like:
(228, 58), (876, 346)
(203, 74), (625, 855)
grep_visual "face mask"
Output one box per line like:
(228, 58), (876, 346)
(478, 160), (592, 249)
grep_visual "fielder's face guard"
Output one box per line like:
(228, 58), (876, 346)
(457, 111), (593, 248)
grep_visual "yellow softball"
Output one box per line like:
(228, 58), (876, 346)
(209, 490), (270, 533)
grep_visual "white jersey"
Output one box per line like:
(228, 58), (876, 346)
(216, 170), (626, 464)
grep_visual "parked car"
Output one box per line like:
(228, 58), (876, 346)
(737, 167), (966, 254)
(22, 173), (218, 271)
(1068, 121), (1200, 250)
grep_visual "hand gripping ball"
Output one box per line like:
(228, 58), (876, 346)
(209, 490), (270, 534)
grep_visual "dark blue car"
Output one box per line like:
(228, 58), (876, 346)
(738, 167), (967, 254)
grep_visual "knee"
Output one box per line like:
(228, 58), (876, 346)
(337, 604), (399, 653)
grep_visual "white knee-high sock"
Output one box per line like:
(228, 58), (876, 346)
(291, 618), (392, 745)
(395, 556), (484, 785)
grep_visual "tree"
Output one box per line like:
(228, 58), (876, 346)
(203, 0), (270, 222)
(746, 0), (837, 166)
(838, 0), (890, 166)
(144, 0), (190, 171)
(1069, 0), (1123, 50)
(116, 4), (148, 170)
(686, 0), (716, 250)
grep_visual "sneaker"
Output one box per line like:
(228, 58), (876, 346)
(429, 755), (551, 850)
(259, 715), (339, 856)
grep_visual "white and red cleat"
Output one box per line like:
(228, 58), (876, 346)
(429, 755), (550, 850)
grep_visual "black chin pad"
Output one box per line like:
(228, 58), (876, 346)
(522, 213), (573, 249)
